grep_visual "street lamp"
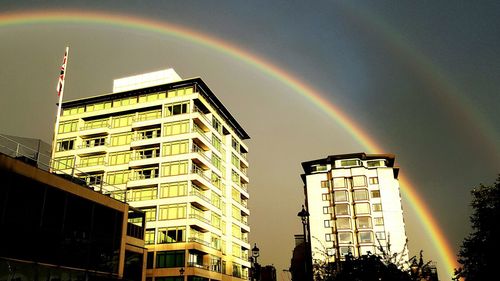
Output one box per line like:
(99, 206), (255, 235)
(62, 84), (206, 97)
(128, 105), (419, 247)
(298, 205), (313, 281)
(251, 243), (260, 281)
(252, 243), (260, 264)
(179, 267), (185, 276)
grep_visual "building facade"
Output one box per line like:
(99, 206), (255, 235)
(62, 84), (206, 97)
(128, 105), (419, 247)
(52, 69), (251, 281)
(0, 152), (146, 281)
(301, 153), (408, 266)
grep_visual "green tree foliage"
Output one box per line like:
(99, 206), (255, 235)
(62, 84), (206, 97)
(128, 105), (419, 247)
(455, 175), (500, 280)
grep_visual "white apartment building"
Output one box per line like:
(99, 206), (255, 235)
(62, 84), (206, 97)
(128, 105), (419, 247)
(52, 69), (251, 281)
(301, 153), (408, 265)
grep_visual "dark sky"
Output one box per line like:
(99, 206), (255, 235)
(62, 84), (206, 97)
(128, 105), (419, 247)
(1, 1), (499, 279)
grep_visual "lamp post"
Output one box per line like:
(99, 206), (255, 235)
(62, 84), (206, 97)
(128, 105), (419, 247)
(179, 267), (185, 281)
(252, 243), (260, 281)
(298, 205), (313, 281)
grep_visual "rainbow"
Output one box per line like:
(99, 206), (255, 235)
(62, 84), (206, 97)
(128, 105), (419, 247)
(0, 9), (460, 277)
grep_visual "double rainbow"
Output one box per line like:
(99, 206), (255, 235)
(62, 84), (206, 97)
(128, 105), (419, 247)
(0, 9), (461, 277)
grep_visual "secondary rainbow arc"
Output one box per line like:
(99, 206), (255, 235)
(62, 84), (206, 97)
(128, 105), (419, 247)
(0, 9), (459, 277)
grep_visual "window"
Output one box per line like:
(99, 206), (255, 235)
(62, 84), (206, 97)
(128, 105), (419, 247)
(375, 231), (386, 240)
(56, 138), (75, 151)
(62, 106), (84, 116)
(164, 101), (189, 117)
(340, 246), (354, 257)
(374, 217), (384, 226)
(79, 154), (105, 167)
(325, 234), (332, 242)
(212, 154), (222, 170)
(212, 135), (222, 151)
(336, 218), (351, 229)
(323, 206), (330, 214)
(212, 214), (221, 229)
(367, 160), (385, 167)
(82, 118), (109, 130)
(311, 164), (327, 172)
(113, 97), (137, 108)
(167, 86), (193, 98)
(334, 190), (348, 202)
(158, 204), (187, 220)
(356, 217), (372, 229)
(58, 120), (78, 133)
(146, 252), (154, 269)
(106, 170), (130, 184)
(137, 128), (161, 140)
(137, 109), (161, 121)
(160, 181), (187, 198)
(158, 227), (185, 243)
(109, 151), (130, 165)
(231, 153), (240, 169)
(335, 204), (350, 215)
(371, 190), (381, 198)
(372, 203), (383, 212)
(352, 176), (367, 187)
(156, 250), (184, 268)
(140, 207), (157, 222)
(128, 186), (157, 201)
(358, 231), (374, 243)
(338, 232), (353, 243)
(78, 173), (103, 186)
(333, 177), (346, 188)
(112, 114), (134, 128)
(138, 91), (166, 103)
(369, 177), (379, 184)
(163, 120), (189, 136)
(322, 194), (331, 201)
(324, 220), (331, 228)
(134, 147), (160, 159)
(53, 156), (74, 170)
(353, 189), (369, 201)
(321, 180), (329, 188)
(110, 133), (132, 146)
(212, 118), (222, 134)
(340, 159), (360, 167)
(162, 161), (188, 176)
(145, 229), (155, 245)
(162, 140), (189, 156)
(354, 203), (371, 215)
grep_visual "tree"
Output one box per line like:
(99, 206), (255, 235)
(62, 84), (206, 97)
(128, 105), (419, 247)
(455, 175), (500, 281)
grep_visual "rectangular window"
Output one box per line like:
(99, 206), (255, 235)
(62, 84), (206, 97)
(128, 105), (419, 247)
(167, 87), (193, 98)
(375, 231), (386, 240)
(212, 154), (222, 170)
(109, 151), (131, 165)
(164, 101), (189, 117)
(333, 177), (346, 189)
(322, 194), (331, 201)
(112, 114), (134, 128)
(369, 177), (379, 184)
(146, 252), (154, 269)
(79, 154), (105, 167)
(159, 181), (187, 198)
(352, 176), (367, 187)
(340, 159), (360, 167)
(78, 173), (103, 186)
(162, 140), (189, 156)
(163, 120), (189, 136)
(58, 120), (78, 133)
(334, 190), (348, 202)
(353, 189), (369, 201)
(128, 186), (157, 201)
(354, 203), (371, 215)
(374, 217), (384, 226)
(138, 91), (166, 103)
(136, 128), (161, 140)
(137, 109), (161, 121)
(212, 118), (222, 134)
(156, 250), (185, 268)
(157, 227), (185, 243)
(134, 147), (160, 159)
(325, 234), (332, 242)
(110, 133), (132, 146)
(336, 218), (351, 229)
(106, 170), (130, 185)
(324, 220), (331, 228)
(367, 160), (385, 167)
(338, 232), (353, 243)
(212, 135), (222, 151)
(82, 136), (107, 148)
(335, 204), (350, 215)
(139, 207), (157, 222)
(56, 138), (75, 151)
(321, 180), (330, 188)
(371, 190), (381, 198)
(162, 161), (188, 176)
(158, 204), (187, 220)
(358, 231), (374, 243)
(356, 217), (372, 229)
(323, 206), (330, 214)
(145, 229), (155, 245)
(53, 156), (74, 170)
(372, 203), (383, 212)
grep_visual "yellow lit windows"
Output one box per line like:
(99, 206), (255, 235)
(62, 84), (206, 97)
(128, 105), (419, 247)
(232, 205), (241, 221)
(211, 173), (222, 189)
(56, 138), (75, 151)
(137, 128), (161, 140)
(157, 226), (185, 243)
(53, 156), (74, 170)
(106, 170), (130, 185)
(108, 151), (130, 165)
(159, 181), (187, 198)
(232, 243), (241, 258)
(110, 133), (132, 146)
(372, 203), (383, 212)
(78, 173), (103, 186)
(212, 135), (221, 151)
(161, 161), (188, 177)
(211, 192), (221, 209)
(353, 189), (369, 201)
(137, 109), (161, 121)
(321, 180), (330, 188)
(162, 140), (189, 156)
(79, 154), (105, 167)
(138, 91), (166, 103)
(212, 118), (222, 134)
(334, 190), (348, 202)
(140, 207), (157, 222)
(62, 106), (85, 116)
(82, 136), (107, 148)
(158, 204), (187, 220)
(82, 118), (109, 130)
(164, 101), (189, 117)
(231, 153), (240, 169)
(340, 159), (361, 167)
(374, 217), (384, 226)
(353, 175), (367, 187)
(211, 213), (221, 229)
(354, 203), (371, 215)
(145, 229), (155, 245)
(58, 120), (78, 134)
(167, 86), (193, 98)
(369, 177), (379, 185)
(232, 224), (241, 239)
(371, 190), (381, 198)
(211, 154), (221, 170)
(128, 186), (157, 201)
(231, 170), (240, 184)
(163, 120), (189, 136)
(112, 97), (137, 107)
(112, 114), (134, 128)
(322, 194), (331, 201)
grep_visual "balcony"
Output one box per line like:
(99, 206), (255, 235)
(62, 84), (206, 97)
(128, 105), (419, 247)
(77, 142), (108, 155)
(79, 120), (111, 136)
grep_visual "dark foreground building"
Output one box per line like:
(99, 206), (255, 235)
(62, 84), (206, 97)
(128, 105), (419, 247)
(0, 152), (146, 280)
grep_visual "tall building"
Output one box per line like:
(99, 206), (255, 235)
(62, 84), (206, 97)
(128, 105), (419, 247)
(301, 153), (408, 266)
(52, 69), (251, 281)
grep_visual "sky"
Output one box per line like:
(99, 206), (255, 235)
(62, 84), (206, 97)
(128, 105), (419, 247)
(0, 0), (499, 280)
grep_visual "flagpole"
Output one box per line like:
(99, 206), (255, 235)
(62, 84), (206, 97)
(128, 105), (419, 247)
(50, 46), (70, 172)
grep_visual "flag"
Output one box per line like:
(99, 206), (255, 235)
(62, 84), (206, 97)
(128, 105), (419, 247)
(56, 49), (68, 96)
